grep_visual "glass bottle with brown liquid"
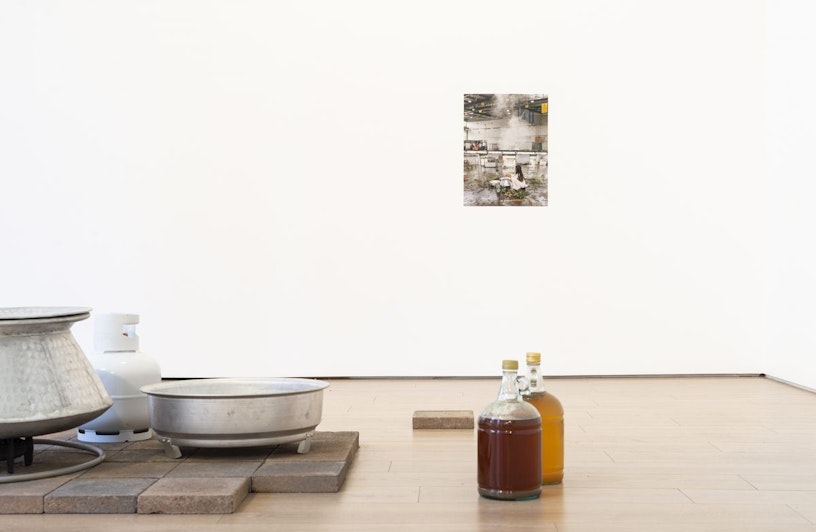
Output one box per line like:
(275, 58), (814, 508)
(522, 352), (564, 484)
(477, 359), (542, 500)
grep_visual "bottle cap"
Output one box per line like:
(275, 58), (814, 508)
(502, 359), (518, 370)
(526, 352), (541, 364)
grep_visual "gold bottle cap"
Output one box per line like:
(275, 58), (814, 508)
(502, 359), (518, 370)
(526, 352), (541, 364)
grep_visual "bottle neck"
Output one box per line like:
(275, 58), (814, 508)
(527, 363), (545, 393)
(498, 369), (522, 402)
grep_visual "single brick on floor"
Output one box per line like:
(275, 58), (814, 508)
(412, 410), (474, 429)
(44, 478), (156, 514)
(137, 477), (250, 514)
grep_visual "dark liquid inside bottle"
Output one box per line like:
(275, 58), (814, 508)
(477, 416), (542, 500)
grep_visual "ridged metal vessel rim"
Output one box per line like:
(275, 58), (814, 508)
(140, 377), (330, 399)
(0, 306), (92, 321)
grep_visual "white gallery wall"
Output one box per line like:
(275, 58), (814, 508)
(763, 2), (816, 391)
(2, 0), (804, 381)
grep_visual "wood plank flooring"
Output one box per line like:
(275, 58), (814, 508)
(1, 376), (815, 531)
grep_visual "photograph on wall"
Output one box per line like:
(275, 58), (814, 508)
(463, 94), (548, 207)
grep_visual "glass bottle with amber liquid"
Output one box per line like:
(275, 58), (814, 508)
(477, 359), (542, 500)
(522, 352), (564, 484)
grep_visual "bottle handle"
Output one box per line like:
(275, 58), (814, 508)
(516, 375), (530, 395)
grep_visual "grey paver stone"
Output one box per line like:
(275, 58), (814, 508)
(78, 461), (179, 479)
(105, 449), (184, 463)
(0, 476), (72, 514)
(44, 478), (156, 514)
(270, 431), (359, 462)
(167, 460), (262, 478)
(137, 477), (250, 514)
(252, 460), (347, 493)
(187, 447), (273, 462)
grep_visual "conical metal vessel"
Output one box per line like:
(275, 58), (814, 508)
(0, 307), (112, 439)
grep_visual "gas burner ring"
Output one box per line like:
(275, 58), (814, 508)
(0, 439), (105, 484)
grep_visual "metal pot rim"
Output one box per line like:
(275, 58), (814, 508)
(140, 377), (329, 399)
(0, 307), (92, 322)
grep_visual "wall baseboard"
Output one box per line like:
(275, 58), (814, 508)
(312, 373), (767, 380)
(764, 374), (816, 394)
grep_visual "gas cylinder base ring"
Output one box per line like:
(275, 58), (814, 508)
(77, 428), (153, 444)
(0, 439), (106, 484)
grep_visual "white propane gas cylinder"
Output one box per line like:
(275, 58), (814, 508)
(77, 313), (161, 443)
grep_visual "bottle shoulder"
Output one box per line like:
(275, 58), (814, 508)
(523, 391), (564, 413)
(479, 399), (541, 421)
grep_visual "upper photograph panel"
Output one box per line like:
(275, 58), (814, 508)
(463, 94), (548, 207)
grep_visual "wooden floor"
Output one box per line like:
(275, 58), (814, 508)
(2, 376), (816, 531)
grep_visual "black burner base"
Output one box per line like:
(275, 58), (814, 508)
(1, 437), (34, 474)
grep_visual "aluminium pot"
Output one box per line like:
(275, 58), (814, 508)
(0, 307), (113, 439)
(140, 377), (329, 457)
